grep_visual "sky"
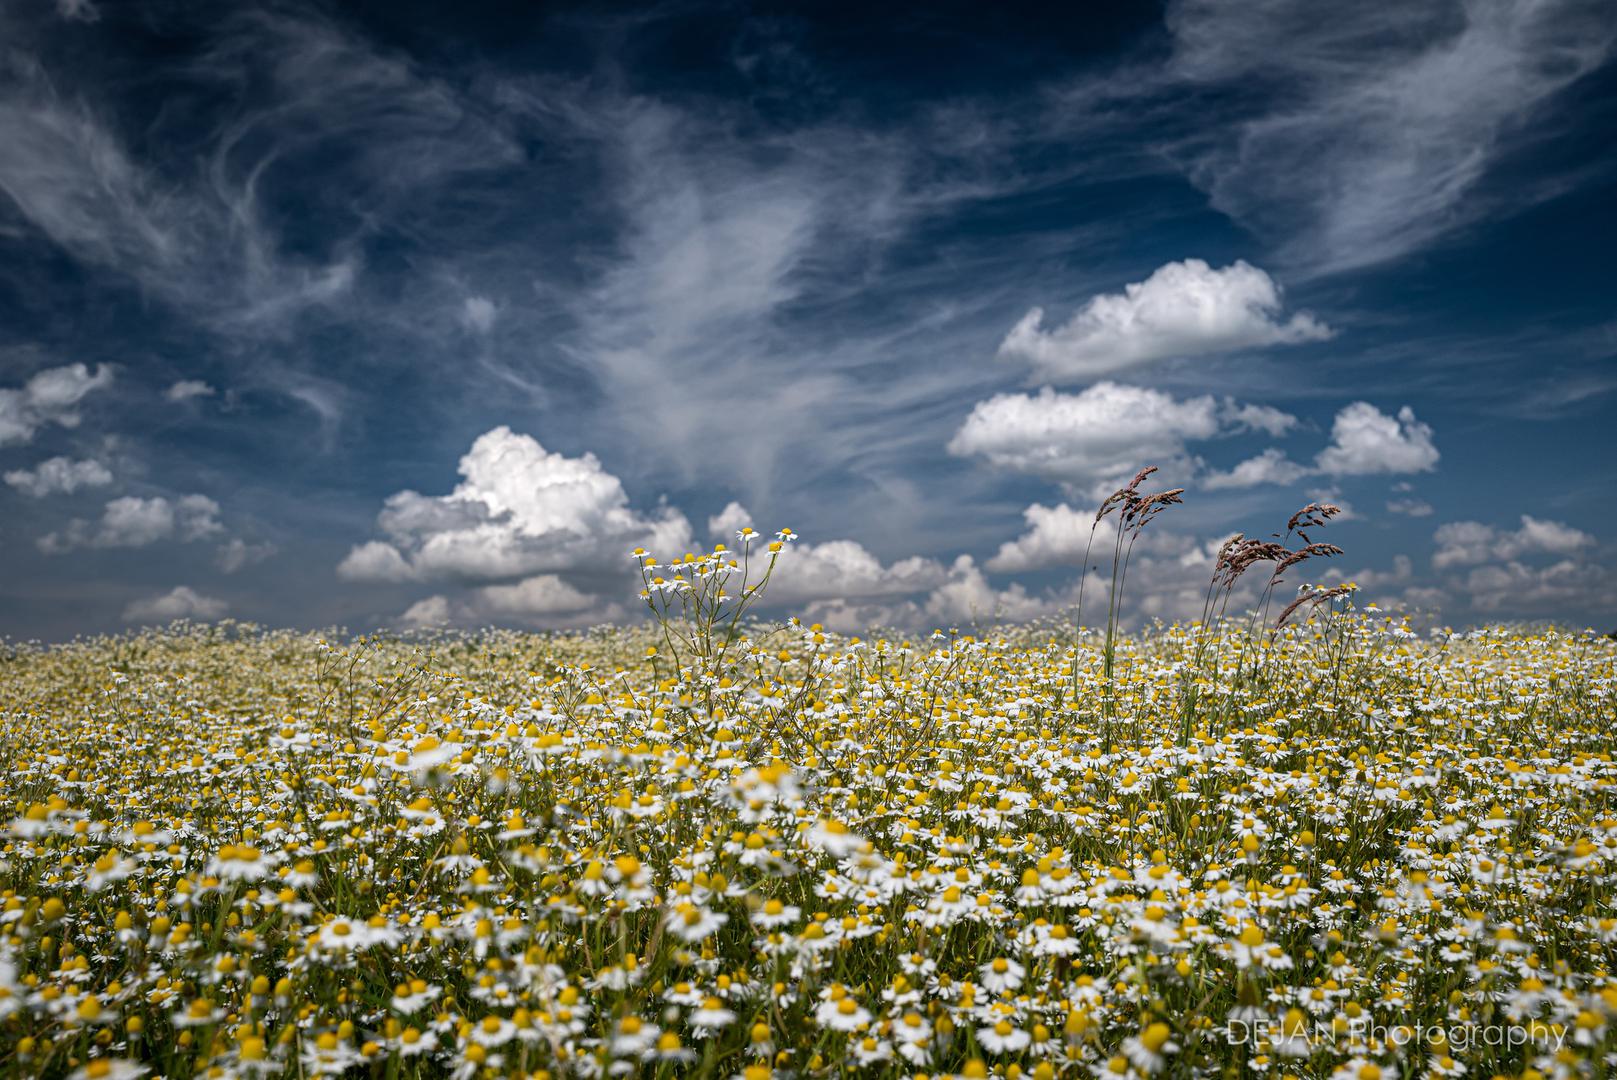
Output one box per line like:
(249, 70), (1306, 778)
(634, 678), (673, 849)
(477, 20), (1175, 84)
(2, 0), (1615, 640)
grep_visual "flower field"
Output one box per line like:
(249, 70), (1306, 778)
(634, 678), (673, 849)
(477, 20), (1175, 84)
(3, 580), (1616, 1077)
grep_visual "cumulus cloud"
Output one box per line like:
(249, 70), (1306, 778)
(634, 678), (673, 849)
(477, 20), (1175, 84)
(948, 381), (1293, 492)
(394, 577), (622, 631)
(1315, 403), (1439, 476)
(338, 425), (694, 585)
(1423, 514), (1609, 616)
(0, 363), (113, 446)
(3, 454), (112, 496)
(1433, 515), (1594, 570)
(802, 556), (1051, 633)
(987, 503), (1115, 573)
(215, 537), (277, 573)
(1305, 485), (1357, 522)
(764, 540), (949, 604)
(1386, 497), (1434, 518)
(122, 586), (227, 623)
(1327, 555), (1449, 614)
(1221, 403), (1300, 438)
(1181, 402), (1440, 490)
(922, 555), (1047, 625)
(336, 541), (418, 583)
(707, 501), (754, 540)
(1458, 560), (1609, 614)
(998, 259), (1331, 382)
(398, 595), (453, 629)
(165, 379), (216, 402)
(476, 574), (597, 617)
(1201, 448), (1312, 490)
(40, 494), (222, 553)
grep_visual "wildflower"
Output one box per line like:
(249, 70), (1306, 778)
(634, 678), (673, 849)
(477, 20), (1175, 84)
(1122, 1022), (1178, 1073)
(815, 988), (872, 1032)
(70, 1061), (147, 1080)
(611, 1015), (660, 1058)
(393, 1027), (438, 1058)
(666, 902), (727, 943)
(978, 1018), (1032, 1054)
(750, 898), (800, 929)
(807, 819), (866, 857)
(1230, 923), (1292, 971)
(652, 1032), (696, 1065)
(690, 997), (738, 1030)
(979, 956), (1026, 994)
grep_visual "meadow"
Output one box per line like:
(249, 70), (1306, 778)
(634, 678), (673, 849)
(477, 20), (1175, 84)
(2, 483), (1616, 1079)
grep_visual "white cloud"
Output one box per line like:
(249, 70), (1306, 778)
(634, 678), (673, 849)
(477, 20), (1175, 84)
(1460, 560), (1610, 614)
(1202, 448), (1312, 490)
(1386, 497), (1434, 517)
(0, 363), (113, 446)
(1424, 514), (1609, 616)
(336, 540), (418, 582)
(122, 586), (227, 623)
(953, 390), (1436, 495)
(808, 514), (1280, 632)
(1315, 402), (1439, 476)
(0, 9), (517, 335)
(1330, 555), (1447, 614)
(476, 575), (596, 617)
(998, 259), (1331, 381)
(1434, 515), (1594, 570)
(801, 556), (1051, 633)
(95, 497), (178, 548)
(1345, 554), (1414, 591)
(1220, 403), (1299, 438)
(460, 296), (497, 334)
(165, 379), (216, 402)
(764, 540), (949, 604)
(1305, 485), (1356, 522)
(215, 538), (277, 573)
(987, 503), (1116, 573)
(392, 578), (621, 631)
(707, 501), (754, 540)
(1060, 530), (1274, 624)
(398, 595), (453, 629)
(40, 493), (222, 553)
(949, 381), (1290, 491)
(338, 425), (694, 584)
(922, 555), (1046, 625)
(3, 455), (112, 496)
(1166, 0), (1617, 274)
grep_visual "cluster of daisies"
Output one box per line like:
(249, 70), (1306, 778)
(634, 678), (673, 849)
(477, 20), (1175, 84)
(1, 594), (1615, 1079)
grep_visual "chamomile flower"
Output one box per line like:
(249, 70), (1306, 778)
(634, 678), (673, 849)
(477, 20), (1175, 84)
(978, 1018), (1032, 1054)
(748, 898), (799, 930)
(815, 988), (872, 1032)
(665, 902), (727, 943)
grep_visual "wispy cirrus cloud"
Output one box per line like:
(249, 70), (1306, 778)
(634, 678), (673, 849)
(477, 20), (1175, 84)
(1163, 0), (1617, 275)
(0, 4), (519, 347)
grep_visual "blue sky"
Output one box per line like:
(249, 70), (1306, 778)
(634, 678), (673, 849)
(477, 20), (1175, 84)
(2, 0), (1614, 638)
